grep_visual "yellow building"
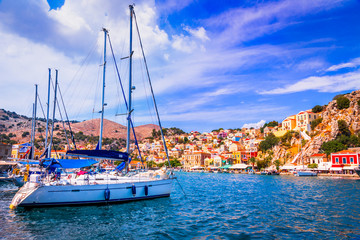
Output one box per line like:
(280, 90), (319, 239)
(295, 110), (319, 132)
(282, 115), (297, 131)
(11, 143), (42, 160)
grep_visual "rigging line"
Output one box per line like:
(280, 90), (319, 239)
(56, 99), (71, 150)
(133, 10), (172, 169)
(36, 93), (48, 150)
(51, 79), (71, 150)
(138, 51), (156, 126)
(57, 84), (77, 150)
(63, 38), (99, 94)
(37, 94), (47, 121)
(107, 33), (144, 167)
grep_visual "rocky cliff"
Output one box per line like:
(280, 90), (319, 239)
(271, 90), (360, 165)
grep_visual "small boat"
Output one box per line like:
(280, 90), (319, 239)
(355, 167), (360, 176)
(295, 171), (317, 177)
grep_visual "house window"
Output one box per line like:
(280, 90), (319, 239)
(335, 157), (339, 163)
(342, 157), (346, 164)
(350, 157), (354, 164)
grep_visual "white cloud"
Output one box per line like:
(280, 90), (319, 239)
(184, 26), (210, 42)
(259, 70), (360, 94)
(325, 57), (360, 72)
(242, 120), (266, 129)
(205, 0), (345, 46)
(171, 34), (197, 53)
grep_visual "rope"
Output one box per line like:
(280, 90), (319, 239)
(57, 84), (77, 150)
(107, 33), (144, 168)
(133, 9), (172, 169)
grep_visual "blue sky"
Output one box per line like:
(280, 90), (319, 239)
(0, 0), (360, 133)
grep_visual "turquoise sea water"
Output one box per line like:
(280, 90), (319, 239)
(1, 173), (360, 239)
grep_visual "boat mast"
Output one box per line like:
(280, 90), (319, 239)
(99, 28), (108, 150)
(30, 84), (38, 160)
(45, 68), (51, 157)
(126, 5), (134, 155)
(49, 70), (58, 157)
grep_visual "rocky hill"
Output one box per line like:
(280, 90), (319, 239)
(270, 90), (360, 165)
(0, 109), (159, 148)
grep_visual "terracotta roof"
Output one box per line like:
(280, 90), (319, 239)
(333, 150), (357, 154)
(310, 153), (326, 157)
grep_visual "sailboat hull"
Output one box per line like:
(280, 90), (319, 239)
(11, 179), (173, 208)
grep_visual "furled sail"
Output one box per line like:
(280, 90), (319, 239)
(66, 150), (129, 161)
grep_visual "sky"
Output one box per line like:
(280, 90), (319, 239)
(0, 0), (360, 133)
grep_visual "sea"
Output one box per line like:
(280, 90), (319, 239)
(1, 173), (360, 240)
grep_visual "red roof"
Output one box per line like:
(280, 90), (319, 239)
(310, 153), (326, 157)
(333, 150), (356, 154)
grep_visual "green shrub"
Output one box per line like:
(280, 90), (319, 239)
(312, 105), (323, 113)
(308, 163), (318, 169)
(311, 118), (323, 130)
(336, 96), (350, 110)
(338, 120), (351, 136)
(259, 133), (279, 152)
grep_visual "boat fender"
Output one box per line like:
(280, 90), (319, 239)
(132, 184), (136, 197)
(104, 188), (110, 201)
(144, 185), (148, 196)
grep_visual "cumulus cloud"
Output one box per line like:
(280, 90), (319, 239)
(184, 26), (210, 42)
(242, 120), (266, 129)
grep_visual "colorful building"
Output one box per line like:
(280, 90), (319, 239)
(330, 150), (359, 173)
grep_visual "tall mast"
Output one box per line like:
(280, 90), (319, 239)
(126, 5), (134, 154)
(45, 68), (51, 154)
(30, 84), (38, 160)
(49, 70), (58, 158)
(99, 28), (108, 150)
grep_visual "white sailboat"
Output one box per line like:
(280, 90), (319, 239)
(10, 5), (174, 209)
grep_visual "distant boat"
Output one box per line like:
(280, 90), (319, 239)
(295, 171), (317, 177)
(354, 167), (360, 176)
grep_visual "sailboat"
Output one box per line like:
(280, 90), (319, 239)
(10, 5), (174, 209)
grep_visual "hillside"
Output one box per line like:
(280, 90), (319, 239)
(0, 109), (159, 148)
(270, 90), (360, 164)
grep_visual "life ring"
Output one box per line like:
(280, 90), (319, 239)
(67, 174), (72, 179)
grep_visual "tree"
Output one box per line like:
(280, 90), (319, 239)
(337, 120), (351, 137)
(308, 163), (318, 169)
(273, 159), (281, 171)
(336, 96), (350, 110)
(259, 133), (279, 152)
(312, 105), (323, 113)
(320, 140), (346, 156)
(248, 157), (256, 170)
(22, 131), (30, 137)
(311, 118), (323, 130)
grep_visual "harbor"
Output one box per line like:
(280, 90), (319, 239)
(1, 0), (360, 239)
(1, 172), (360, 239)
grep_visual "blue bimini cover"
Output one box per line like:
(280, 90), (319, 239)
(41, 158), (98, 169)
(66, 150), (129, 161)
